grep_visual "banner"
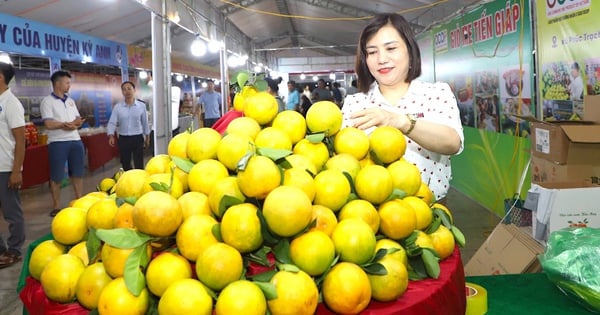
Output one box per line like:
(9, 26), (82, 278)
(430, 0), (533, 215)
(128, 46), (220, 79)
(0, 12), (127, 68)
(416, 30), (435, 83)
(432, 0), (533, 136)
(536, 0), (596, 120)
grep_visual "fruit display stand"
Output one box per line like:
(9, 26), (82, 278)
(18, 233), (465, 315)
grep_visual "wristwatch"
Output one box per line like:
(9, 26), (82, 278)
(404, 114), (417, 135)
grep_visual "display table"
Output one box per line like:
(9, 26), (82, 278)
(22, 144), (50, 189)
(80, 133), (119, 172)
(466, 273), (590, 314)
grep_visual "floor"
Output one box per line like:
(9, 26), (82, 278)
(0, 157), (501, 315)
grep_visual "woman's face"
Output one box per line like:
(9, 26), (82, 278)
(365, 23), (410, 89)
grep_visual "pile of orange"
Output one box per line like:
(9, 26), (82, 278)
(30, 79), (464, 315)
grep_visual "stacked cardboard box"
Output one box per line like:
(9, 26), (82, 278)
(527, 95), (600, 242)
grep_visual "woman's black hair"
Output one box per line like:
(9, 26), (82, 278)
(355, 13), (422, 93)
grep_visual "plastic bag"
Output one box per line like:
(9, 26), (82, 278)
(539, 227), (600, 313)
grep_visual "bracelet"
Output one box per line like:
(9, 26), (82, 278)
(404, 114), (417, 135)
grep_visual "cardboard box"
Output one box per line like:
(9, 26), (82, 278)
(465, 223), (544, 276)
(530, 121), (600, 165)
(531, 155), (600, 184)
(530, 182), (600, 243)
(584, 95), (600, 123)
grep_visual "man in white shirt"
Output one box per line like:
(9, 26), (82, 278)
(40, 71), (86, 216)
(569, 62), (584, 101)
(0, 61), (26, 268)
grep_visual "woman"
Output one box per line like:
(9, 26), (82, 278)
(107, 81), (151, 170)
(342, 13), (464, 202)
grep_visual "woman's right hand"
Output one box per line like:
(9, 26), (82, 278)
(108, 135), (116, 147)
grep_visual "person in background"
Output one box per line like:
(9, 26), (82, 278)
(346, 79), (358, 95)
(569, 61), (584, 101)
(299, 94), (313, 116)
(342, 13), (464, 202)
(331, 82), (343, 108)
(107, 81), (150, 171)
(198, 79), (222, 127)
(303, 84), (312, 100)
(40, 71), (86, 217)
(311, 79), (334, 102)
(0, 62), (26, 268)
(286, 80), (300, 111)
(266, 77), (285, 112)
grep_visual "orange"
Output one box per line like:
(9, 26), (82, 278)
(40, 254), (86, 303)
(290, 230), (336, 276)
(237, 155), (281, 199)
(187, 127), (222, 162)
(254, 126), (293, 150)
(112, 203), (135, 229)
(268, 270), (319, 315)
(28, 240), (66, 280)
(322, 262), (371, 314)
(338, 199), (380, 233)
(415, 182), (434, 205)
(429, 225), (456, 260)
(215, 280), (267, 315)
(368, 255), (409, 302)
(132, 190), (183, 237)
(168, 132), (190, 160)
(195, 242), (243, 291)
(305, 101), (343, 135)
(331, 218), (376, 265)
(217, 133), (255, 171)
(145, 252), (192, 296)
(375, 238), (408, 268)
(324, 153), (361, 180)
(313, 169), (351, 212)
(309, 204), (338, 236)
(334, 127), (370, 160)
(262, 186), (313, 237)
(176, 214), (219, 262)
(369, 126), (406, 164)
(403, 196), (433, 231)
(188, 159), (229, 195)
(355, 164), (393, 205)
(243, 91), (279, 125)
(158, 279), (213, 315)
(114, 169), (149, 199)
(207, 176), (245, 218)
(220, 203), (263, 253)
(282, 167), (316, 201)
(378, 199), (417, 240)
(292, 138), (330, 172)
(141, 173), (184, 199)
(177, 191), (212, 219)
(76, 262), (112, 310)
(271, 110), (307, 144)
(225, 116), (261, 140)
(51, 207), (88, 245)
(97, 277), (149, 315)
(387, 158), (422, 196)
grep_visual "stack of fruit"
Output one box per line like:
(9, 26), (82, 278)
(25, 73), (465, 315)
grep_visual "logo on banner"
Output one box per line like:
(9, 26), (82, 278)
(545, 0), (590, 19)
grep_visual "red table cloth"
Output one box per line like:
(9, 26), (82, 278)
(22, 144), (50, 189)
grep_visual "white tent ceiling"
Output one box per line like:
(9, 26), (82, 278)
(0, 0), (486, 74)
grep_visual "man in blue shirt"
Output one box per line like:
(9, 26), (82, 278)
(286, 80), (300, 111)
(107, 81), (150, 170)
(198, 80), (222, 127)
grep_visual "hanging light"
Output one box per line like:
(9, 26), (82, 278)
(190, 37), (207, 57)
(175, 74), (183, 82)
(139, 70), (148, 80)
(312, 75), (319, 82)
(253, 65), (262, 72)
(201, 81), (208, 88)
(329, 73), (336, 80)
(208, 40), (222, 53)
(300, 73), (306, 80)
